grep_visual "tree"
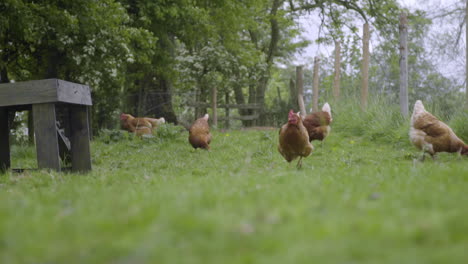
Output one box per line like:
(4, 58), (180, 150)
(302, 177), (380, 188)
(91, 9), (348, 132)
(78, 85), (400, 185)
(0, 0), (155, 129)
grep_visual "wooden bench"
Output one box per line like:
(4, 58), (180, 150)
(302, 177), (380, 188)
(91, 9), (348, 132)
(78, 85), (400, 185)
(0, 79), (92, 173)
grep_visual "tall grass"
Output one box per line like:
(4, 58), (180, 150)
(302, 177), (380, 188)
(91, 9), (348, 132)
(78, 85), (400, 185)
(331, 96), (409, 144)
(330, 96), (468, 145)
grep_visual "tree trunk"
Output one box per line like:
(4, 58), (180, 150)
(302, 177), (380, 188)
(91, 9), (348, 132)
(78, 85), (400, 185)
(361, 23), (370, 111)
(399, 13), (409, 116)
(225, 92), (230, 129)
(246, 79), (256, 127)
(233, 81), (251, 127)
(211, 86), (217, 127)
(333, 40), (341, 101)
(312, 56), (320, 112)
(142, 76), (178, 124)
(296, 66), (306, 116)
(254, 0), (281, 126)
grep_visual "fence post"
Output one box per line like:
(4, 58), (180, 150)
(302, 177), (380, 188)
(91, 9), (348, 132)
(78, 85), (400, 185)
(333, 40), (341, 101)
(399, 13), (409, 116)
(312, 56), (320, 112)
(296, 66), (306, 116)
(361, 22), (370, 111)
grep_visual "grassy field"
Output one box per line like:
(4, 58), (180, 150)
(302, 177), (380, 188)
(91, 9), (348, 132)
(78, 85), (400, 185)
(1, 124), (468, 263)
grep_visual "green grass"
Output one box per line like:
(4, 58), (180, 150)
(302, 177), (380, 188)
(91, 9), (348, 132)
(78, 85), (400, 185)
(1, 126), (468, 264)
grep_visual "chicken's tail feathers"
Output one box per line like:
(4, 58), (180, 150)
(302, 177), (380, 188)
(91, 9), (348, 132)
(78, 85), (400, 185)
(322, 102), (331, 114)
(146, 117), (166, 126)
(413, 100), (425, 115)
(203, 114), (209, 121)
(322, 102), (332, 121)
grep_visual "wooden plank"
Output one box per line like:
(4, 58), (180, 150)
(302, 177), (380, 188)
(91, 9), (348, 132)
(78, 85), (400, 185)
(0, 79), (58, 107)
(69, 105), (92, 173)
(218, 114), (259, 121)
(0, 79), (92, 107)
(57, 80), (92, 106)
(33, 103), (61, 171)
(0, 107), (10, 172)
(186, 102), (261, 109)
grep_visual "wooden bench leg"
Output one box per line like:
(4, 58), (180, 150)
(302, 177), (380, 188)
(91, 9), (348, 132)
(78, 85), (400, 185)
(70, 105), (91, 172)
(0, 107), (10, 172)
(33, 103), (61, 171)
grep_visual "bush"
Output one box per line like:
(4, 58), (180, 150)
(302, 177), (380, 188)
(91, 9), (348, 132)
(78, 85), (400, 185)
(155, 123), (186, 141)
(449, 109), (468, 143)
(97, 129), (136, 144)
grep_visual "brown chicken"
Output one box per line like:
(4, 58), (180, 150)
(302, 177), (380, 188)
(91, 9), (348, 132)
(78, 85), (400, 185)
(189, 114), (212, 149)
(278, 110), (314, 168)
(120, 113), (165, 136)
(410, 100), (468, 160)
(303, 102), (332, 144)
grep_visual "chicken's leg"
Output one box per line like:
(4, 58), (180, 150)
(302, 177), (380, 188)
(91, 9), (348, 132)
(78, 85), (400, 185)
(296, 157), (303, 169)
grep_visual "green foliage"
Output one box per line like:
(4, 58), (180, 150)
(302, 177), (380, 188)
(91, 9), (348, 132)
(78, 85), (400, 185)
(449, 109), (468, 143)
(155, 123), (186, 141)
(97, 129), (137, 144)
(332, 97), (409, 144)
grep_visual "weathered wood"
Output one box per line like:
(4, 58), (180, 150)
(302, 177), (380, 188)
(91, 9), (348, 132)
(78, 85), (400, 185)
(27, 110), (34, 145)
(0, 107), (10, 172)
(57, 80), (92, 105)
(218, 114), (259, 121)
(69, 105), (92, 172)
(296, 66), (306, 116)
(33, 103), (61, 171)
(186, 102), (261, 109)
(361, 23), (370, 111)
(0, 79), (91, 107)
(56, 105), (72, 164)
(87, 106), (93, 140)
(333, 40), (341, 100)
(312, 56), (320, 112)
(57, 121), (71, 164)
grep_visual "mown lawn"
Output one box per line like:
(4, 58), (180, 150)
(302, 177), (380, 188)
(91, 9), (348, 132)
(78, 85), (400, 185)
(1, 127), (468, 264)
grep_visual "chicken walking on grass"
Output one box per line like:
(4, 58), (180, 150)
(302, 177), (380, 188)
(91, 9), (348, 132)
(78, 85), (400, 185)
(409, 100), (468, 161)
(278, 110), (314, 168)
(303, 102), (333, 147)
(189, 114), (212, 150)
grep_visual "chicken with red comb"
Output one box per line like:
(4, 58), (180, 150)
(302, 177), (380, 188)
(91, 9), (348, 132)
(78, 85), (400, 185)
(278, 110), (314, 168)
